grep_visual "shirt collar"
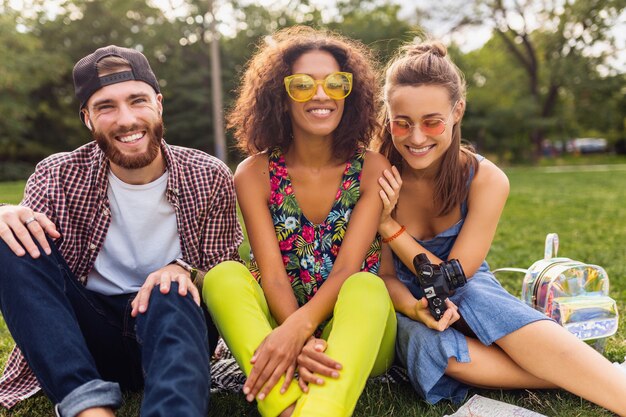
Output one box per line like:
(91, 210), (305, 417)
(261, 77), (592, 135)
(160, 139), (182, 200)
(92, 143), (110, 201)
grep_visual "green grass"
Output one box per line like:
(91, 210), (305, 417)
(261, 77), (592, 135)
(0, 181), (26, 204)
(1, 161), (625, 416)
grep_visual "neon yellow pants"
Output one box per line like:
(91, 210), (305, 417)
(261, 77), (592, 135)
(203, 261), (396, 417)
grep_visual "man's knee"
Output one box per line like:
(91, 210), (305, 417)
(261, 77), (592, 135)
(136, 283), (209, 359)
(144, 282), (200, 315)
(135, 285), (208, 357)
(0, 238), (65, 298)
(0, 237), (31, 275)
(0, 235), (61, 277)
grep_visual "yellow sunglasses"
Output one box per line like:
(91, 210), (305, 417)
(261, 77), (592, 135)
(284, 72), (353, 102)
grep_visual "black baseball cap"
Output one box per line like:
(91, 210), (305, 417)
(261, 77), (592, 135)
(72, 45), (160, 124)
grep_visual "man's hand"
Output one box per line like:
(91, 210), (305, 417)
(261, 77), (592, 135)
(296, 337), (342, 392)
(0, 205), (60, 258)
(130, 263), (200, 317)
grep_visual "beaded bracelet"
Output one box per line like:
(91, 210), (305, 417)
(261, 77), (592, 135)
(382, 225), (406, 243)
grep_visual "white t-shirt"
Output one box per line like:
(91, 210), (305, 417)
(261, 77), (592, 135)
(86, 170), (182, 295)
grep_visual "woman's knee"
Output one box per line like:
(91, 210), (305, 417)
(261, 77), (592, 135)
(336, 272), (390, 317)
(202, 260), (250, 302)
(341, 272), (387, 297)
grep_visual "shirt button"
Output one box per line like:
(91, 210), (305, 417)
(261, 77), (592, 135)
(89, 244), (97, 250)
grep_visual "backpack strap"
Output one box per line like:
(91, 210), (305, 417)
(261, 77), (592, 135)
(493, 232), (559, 276)
(544, 233), (559, 259)
(492, 267), (528, 276)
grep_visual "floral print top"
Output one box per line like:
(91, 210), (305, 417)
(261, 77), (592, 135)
(248, 146), (381, 307)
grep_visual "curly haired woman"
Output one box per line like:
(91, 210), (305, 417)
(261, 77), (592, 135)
(202, 26), (396, 417)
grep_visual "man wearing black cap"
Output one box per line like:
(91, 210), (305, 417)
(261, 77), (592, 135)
(0, 46), (243, 417)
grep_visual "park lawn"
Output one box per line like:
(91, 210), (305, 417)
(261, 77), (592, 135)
(0, 163), (625, 416)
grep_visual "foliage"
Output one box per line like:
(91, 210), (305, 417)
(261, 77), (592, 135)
(0, 3), (67, 162)
(459, 36), (536, 161)
(416, 0), (625, 158)
(0, 163), (35, 182)
(561, 71), (626, 146)
(0, 0), (622, 171)
(30, 0), (175, 152)
(0, 181), (27, 204)
(326, 0), (414, 64)
(1, 160), (626, 416)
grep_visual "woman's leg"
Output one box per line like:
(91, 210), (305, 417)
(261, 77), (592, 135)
(396, 313), (553, 405)
(496, 319), (626, 416)
(445, 336), (555, 389)
(292, 272), (396, 417)
(438, 270), (557, 391)
(203, 261), (301, 417)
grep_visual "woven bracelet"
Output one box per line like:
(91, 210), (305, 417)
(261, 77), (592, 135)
(382, 225), (406, 243)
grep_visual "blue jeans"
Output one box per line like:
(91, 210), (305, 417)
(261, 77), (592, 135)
(0, 238), (216, 417)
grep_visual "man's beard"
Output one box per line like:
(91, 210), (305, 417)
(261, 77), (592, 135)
(93, 120), (164, 169)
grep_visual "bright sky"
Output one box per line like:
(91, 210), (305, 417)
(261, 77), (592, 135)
(8, 0), (624, 72)
(149, 0), (493, 50)
(150, 0), (624, 72)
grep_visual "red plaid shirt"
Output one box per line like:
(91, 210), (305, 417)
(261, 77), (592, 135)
(0, 139), (243, 407)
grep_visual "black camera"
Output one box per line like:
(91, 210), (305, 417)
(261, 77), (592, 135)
(412, 253), (467, 320)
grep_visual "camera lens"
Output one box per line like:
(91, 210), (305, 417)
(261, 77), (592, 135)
(443, 260), (466, 289)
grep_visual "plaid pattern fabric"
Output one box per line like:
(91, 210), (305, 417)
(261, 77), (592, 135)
(0, 140), (243, 408)
(0, 347), (41, 408)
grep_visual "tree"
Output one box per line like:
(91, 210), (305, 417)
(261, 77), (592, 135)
(326, 0), (415, 63)
(561, 71), (626, 146)
(21, 0), (176, 153)
(417, 0), (625, 158)
(0, 2), (67, 163)
(457, 37), (538, 161)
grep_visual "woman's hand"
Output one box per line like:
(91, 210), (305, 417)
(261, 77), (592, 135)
(378, 166), (402, 228)
(296, 337), (342, 392)
(243, 320), (309, 402)
(411, 297), (460, 332)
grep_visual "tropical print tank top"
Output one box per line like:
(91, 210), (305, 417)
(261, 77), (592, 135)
(248, 146), (381, 307)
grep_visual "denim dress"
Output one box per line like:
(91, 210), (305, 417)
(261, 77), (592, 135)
(393, 156), (549, 404)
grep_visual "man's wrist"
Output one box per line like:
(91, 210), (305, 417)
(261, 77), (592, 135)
(169, 258), (197, 279)
(169, 258), (205, 291)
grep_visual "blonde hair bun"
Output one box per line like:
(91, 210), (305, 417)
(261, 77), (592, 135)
(404, 41), (447, 58)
